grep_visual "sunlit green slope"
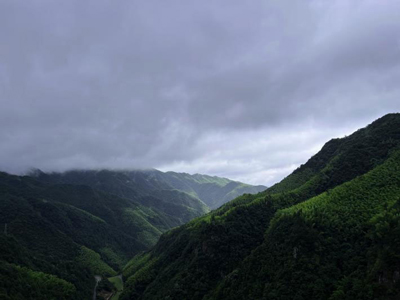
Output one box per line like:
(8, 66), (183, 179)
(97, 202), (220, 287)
(121, 113), (400, 300)
(212, 149), (400, 300)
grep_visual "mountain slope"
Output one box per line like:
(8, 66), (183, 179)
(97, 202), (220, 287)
(212, 149), (400, 300)
(0, 167), (263, 299)
(156, 171), (267, 209)
(38, 169), (266, 210)
(34, 169), (210, 225)
(0, 172), (156, 299)
(121, 113), (400, 300)
(0, 171), (207, 299)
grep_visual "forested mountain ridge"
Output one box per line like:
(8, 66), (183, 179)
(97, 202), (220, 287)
(121, 113), (400, 300)
(0, 171), (177, 299)
(160, 171), (266, 209)
(34, 169), (266, 210)
(0, 168), (264, 299)
(33, 169), (210, 229)
(129, 169), (267, 209)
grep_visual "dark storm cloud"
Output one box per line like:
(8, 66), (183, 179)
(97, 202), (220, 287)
(0, 0), (399, 185)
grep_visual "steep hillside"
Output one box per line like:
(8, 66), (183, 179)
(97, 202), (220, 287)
(0, 171), (206, 299)
(212, 150), (400, 300)
(0, 167), (263, 299)
(0, 173), (132, 299)
(121, 113), (400, 300)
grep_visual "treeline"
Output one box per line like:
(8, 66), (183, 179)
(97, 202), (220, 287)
(0, 261), (76, 300)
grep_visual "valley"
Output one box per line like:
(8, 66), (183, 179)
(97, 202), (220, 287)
(1, 1), (398, 299)
(1, 114), (400, 299)
(0, 168), (264, 299)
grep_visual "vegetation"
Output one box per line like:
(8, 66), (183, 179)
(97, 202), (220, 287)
(36, 168), (266, 210)
(2, 113), (400, 299)
(156, 171), (266, 209)
(212, 149), (400, 300)
(77, 246), (117, 277)
(120, 113), (400, 300)
(0, 261), (76, 300)
(0, 163), (263, 298)
(109, 276), (124, 300)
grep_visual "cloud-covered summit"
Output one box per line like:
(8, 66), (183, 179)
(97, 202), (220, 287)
(1, 0), (399, 185)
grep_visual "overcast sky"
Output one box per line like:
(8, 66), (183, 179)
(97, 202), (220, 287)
(1, 0), (400, 186)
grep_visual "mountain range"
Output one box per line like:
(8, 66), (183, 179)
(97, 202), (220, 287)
(2, 113), (400, 300)
(0, 169), (265, 299)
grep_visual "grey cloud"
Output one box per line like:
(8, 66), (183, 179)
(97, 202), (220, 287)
(0, 0), (400, 184)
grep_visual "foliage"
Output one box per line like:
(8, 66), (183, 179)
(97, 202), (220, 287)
(0, 261), (76, 300)
(121, 113), (400, 300)
(109, 275), (124, 300)
(213, 149), (400, 300)
(0, 168), (214, 298)
(77, 246), (117, 277)
(36, 168), (265, 211)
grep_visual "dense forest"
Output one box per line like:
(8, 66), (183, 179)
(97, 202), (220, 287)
(0, 169), (263, 299)
(120, 113), (400, 300)
(35, 169), (266, 210)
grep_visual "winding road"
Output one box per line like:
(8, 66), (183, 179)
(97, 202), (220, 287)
(93, 275), (102, 300)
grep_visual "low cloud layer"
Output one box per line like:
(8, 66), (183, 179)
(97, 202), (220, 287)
(1, 0), (400, 185)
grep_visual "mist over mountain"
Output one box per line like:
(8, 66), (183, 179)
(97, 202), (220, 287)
(32, 169), (266, 210)
(1, 0), (400, 186)
(2, 0), (400, 299)
(1, 114), (400, 299)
